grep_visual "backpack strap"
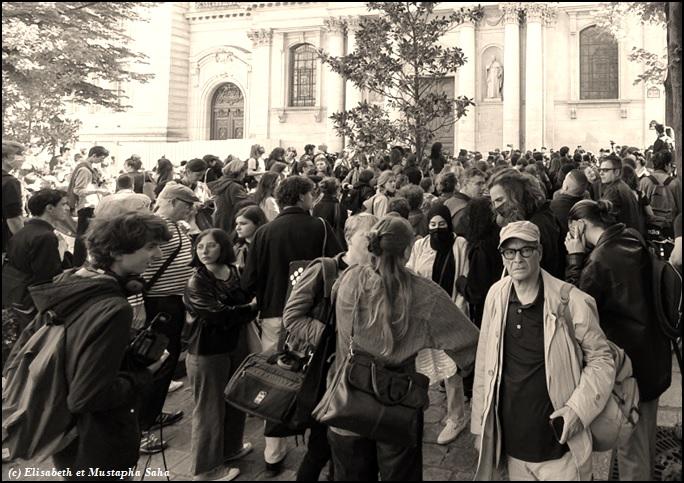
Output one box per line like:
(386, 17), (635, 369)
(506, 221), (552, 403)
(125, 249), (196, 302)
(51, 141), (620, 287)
(663, 176), (673, 186)
(647, 175), (660, 186)
(556, 283), (575, 340)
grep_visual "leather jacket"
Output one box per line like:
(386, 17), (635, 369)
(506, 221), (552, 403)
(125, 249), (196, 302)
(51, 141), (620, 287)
(565, 224), (671, 401)
(183, 265), (256, 355)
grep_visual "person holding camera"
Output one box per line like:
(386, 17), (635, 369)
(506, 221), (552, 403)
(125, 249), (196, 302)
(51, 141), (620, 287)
(471, 221), (614, 480)
(34, 213), (172, 479)
(183, 229), (258, 481)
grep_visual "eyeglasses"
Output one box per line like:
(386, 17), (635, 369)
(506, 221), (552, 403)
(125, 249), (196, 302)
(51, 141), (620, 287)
(598, 168), (618, 173)
(499, 246), (538, 260)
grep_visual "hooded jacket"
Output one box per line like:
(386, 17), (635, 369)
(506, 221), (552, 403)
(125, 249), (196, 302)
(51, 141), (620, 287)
(30, 270), (152, 472)
(209, 176), (248, 232)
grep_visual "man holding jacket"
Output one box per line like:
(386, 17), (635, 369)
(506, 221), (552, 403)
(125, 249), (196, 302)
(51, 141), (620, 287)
(471, 221), (614, 480)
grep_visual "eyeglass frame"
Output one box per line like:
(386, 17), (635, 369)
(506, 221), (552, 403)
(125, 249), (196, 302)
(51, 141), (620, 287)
(499, 245), (539, 260)
(597, 167), (620, 173)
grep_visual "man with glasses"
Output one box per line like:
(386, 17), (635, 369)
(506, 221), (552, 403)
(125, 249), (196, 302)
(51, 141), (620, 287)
(597, 154), (643, 235)
(471, 221), (614, 480)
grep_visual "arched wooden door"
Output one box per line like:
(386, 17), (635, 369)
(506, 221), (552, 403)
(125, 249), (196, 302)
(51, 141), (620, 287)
(211, 83), (244, 140)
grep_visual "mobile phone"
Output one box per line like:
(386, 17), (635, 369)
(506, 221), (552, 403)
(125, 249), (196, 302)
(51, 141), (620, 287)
(550, 416), (564, 442)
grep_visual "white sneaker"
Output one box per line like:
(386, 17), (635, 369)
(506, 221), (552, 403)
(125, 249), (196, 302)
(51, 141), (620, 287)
(168, 380), (184, 393)
(437, 418), (467, 445)
(193, 466), (240, 481)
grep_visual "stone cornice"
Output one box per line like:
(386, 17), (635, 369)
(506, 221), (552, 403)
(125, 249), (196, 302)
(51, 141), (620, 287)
(247, 28), (273, 47)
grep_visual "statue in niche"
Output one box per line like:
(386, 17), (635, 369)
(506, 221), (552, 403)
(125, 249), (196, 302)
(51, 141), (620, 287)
(486, 57), (503, 99)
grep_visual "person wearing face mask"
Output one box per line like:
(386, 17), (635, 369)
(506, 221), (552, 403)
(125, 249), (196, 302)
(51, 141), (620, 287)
(564, 200), (672, 480)
(407, 204), (471, 445)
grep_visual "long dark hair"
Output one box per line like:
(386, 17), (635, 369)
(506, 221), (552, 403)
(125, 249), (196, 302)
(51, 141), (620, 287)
(430, 142), (443, 160)
(191, 228), (236, 267)
(254, 172), (279, 206)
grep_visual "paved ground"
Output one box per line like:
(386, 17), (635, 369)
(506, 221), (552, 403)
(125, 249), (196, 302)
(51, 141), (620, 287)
(3, 355), (680, 481)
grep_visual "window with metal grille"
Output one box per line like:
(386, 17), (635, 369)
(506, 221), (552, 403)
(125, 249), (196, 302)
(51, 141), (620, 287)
(290, 44), (317, 107)
(580, 26), (619, 100)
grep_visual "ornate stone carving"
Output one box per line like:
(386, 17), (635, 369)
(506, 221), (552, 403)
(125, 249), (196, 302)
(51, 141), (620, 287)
(524, 3), (558, 25)
(276, 108), (287, 123)
(485, 57), (503, 99)
(500, 4), (521, 24)
(215, 50), (236, 64)
(247, 28), (273, 47)
(323, 17), (347, 34)
(313, 107), (324, 123)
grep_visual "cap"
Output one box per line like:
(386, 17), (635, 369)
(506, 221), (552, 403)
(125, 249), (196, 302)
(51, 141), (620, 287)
(186, 158), (208, 173)
(498, 221), (540, 248)
(162, 184), (200, 204)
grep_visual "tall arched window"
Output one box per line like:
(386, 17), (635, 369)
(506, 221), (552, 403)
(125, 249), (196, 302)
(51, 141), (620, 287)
(579, 26), (619, 100)
(211, 83), (244, 140)
(289, 43), (317, 107)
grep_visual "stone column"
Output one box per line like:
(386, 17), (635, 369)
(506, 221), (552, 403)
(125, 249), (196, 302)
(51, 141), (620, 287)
(247, 28), (272, 139)
(524, 5), (545, 150)
(345, 17), (363, 112)
(501, 5), (521, 149)
(323, 17), (347, 153)
(457, 19), (477, 151)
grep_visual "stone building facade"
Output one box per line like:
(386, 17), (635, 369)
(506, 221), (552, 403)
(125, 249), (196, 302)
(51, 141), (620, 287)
(74, 2), (666, 166)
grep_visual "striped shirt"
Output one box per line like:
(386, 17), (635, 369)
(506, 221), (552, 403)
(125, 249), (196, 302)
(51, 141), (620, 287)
(142, 217), (194, 297)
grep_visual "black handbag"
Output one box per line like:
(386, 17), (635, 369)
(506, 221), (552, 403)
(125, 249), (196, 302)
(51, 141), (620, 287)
(224, 351), (307, 424)
(312, 322), (430, 447)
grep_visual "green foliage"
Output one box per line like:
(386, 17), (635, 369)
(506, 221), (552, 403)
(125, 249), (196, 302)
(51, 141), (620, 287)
(320, 2), (483, 160)
(2, 2), (155, 152)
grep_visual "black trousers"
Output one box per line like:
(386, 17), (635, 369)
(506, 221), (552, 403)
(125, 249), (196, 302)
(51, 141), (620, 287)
(73, 207), (94, 267)
(327, 419), (423, 481)
(138, 295), (185, 430)
(296, 421), (333, 481)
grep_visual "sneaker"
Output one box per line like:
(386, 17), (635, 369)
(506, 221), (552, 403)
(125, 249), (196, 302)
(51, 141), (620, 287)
(168, 380), (184, 393)
(224, 442), (253, 462)
(437, 418), (467, 445)
(193, 466), (240, 481)
(149, 410), (184, 431)
(139, 431), (168, 454)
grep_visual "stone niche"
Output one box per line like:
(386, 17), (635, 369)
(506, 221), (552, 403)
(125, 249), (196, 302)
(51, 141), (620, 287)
(481, 45), (504, 102)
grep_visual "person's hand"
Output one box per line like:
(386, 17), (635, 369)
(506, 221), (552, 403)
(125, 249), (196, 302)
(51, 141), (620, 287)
(565, 231), (586, 255)
(147, 349), (169, 374)
(549, 406), (583, 444)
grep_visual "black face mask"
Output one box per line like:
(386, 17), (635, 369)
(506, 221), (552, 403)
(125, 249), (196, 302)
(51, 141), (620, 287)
(429, 227), (452, 245)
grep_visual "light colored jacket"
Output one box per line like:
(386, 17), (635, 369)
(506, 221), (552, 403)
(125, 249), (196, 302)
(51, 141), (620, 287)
(471, 269), (615, 480)
(407, 235), (469, 314)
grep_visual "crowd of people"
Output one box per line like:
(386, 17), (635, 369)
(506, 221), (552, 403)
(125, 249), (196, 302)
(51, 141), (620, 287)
(1, 122), (681, 482)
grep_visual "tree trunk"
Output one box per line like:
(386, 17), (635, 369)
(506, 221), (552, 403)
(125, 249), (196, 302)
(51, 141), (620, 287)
(668, 2), (682, 179)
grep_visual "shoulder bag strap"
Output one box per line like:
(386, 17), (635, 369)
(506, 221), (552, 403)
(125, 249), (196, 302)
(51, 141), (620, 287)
(557, 283), (575, 340)
(319, 217), (328, 258)
(144, 224), (183, 294)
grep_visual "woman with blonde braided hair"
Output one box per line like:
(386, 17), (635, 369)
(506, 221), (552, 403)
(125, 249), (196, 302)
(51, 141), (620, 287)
(326, 215), (479, 481)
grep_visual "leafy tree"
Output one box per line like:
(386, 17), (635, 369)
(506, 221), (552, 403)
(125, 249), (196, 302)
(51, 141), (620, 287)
(2, 2), (155, 154)
(597, 2), (681, 178)
(320, 2), (483, 162)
